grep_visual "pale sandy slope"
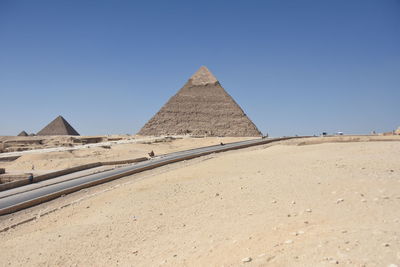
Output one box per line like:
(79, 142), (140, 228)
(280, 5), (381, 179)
(1, 140), (400, 266)
(0, 137), (254, 174)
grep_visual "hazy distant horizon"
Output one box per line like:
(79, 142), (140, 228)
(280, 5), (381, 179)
(1, 1), (399, 136)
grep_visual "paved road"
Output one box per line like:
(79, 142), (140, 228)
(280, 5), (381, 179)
(0, 165), (116, 200)
(0, 137), (296, 215)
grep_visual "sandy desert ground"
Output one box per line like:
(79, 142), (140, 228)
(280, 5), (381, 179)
(0, 136), (255, 175)
(0, 136), (400, 266)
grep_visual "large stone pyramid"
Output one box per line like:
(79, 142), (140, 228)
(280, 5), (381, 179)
(17, 130), (28, 136)
(138, 66), (262, 137)
(37, 115), (80, 136)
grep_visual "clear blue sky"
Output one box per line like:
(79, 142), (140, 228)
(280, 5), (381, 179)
(1, 0), (399, 136)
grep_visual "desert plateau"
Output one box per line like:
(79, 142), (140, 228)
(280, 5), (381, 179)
(1, 136), (399, 266)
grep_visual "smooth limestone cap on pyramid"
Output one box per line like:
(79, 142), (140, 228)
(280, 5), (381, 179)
(190, 66), (218, 85)
(37, 115), (80, 136)
(138, 66), (262, 137)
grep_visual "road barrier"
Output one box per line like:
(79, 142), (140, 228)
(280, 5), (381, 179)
(0, 157), (149, 192)
(0, 137), (296, 215)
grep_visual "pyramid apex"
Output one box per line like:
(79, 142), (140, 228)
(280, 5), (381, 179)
(189, 66), (218, 85)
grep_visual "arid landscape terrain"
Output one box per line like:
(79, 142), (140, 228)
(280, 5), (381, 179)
(1, 136), (399, 266)
(0, 136), (255, 176)
(2, 1), (399, 266)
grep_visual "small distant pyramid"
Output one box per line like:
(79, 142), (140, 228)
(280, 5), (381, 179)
(18, 130), (28, 136)
(37, 115), (80, 136)
(138, 66), (262, 137)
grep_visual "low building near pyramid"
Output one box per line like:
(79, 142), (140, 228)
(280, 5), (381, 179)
(37, 115), (80, 136)
(138, 66), (262, 137)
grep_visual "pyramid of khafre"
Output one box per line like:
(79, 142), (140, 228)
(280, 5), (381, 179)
(138, 66), (262, 137)
(37, 115), (80, 136)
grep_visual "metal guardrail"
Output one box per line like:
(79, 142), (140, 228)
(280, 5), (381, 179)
(0, 157), (149, 192)
(0, 137), (297, 216)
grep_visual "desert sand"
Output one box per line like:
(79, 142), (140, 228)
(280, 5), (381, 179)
(0, 137), (400, 266)
(0, 137), (255, 175)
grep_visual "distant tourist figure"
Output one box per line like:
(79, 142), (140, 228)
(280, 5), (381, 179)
(31, 165), (35, 171)
(148, 150), (155, 157)
(28, 174), (34, 183)
(220, 142), (225, 146)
